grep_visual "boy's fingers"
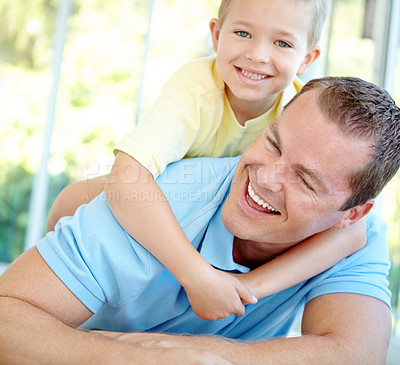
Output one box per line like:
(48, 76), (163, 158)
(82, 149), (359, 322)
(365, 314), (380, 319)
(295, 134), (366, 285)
(234, 304), (246, 317)
(237, 284), (258, 305)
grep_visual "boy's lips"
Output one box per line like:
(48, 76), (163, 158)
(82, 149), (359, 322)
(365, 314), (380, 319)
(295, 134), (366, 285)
(237, 66), (270, 80)
(247, 181), (281, 214)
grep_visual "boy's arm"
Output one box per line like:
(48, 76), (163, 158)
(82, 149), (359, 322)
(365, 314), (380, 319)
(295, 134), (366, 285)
(105, 151), (256, 320)
(46, 175), (108, 232)
(0, 247), (231, 364)
(240, 219), (366, 299)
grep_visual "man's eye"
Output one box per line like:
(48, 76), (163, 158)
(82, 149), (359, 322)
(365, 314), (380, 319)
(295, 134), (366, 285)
(269, 138), (278, 149)
(236, 31), (251, 38)
(266, 137), (279, 152)
(275, 40), (290, 48)
(300, 176), (315, 192)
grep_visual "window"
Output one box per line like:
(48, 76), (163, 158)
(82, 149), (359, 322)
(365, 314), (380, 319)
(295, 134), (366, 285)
(1, 0), (400, 346)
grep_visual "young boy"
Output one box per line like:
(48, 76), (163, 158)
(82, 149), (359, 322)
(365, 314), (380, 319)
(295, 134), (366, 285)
(47, 0), (365, 320)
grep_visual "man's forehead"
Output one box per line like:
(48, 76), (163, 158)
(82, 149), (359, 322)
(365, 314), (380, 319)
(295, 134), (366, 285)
(267, 116), (332, 195)
(268, 92), (371, 197)
(283, 89), (318, 113)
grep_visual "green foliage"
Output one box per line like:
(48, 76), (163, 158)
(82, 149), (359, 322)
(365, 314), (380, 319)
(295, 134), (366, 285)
(0, 0), (58, 69)
(385, 175), (400, 317)
(69, 81), (92, 108)
(0, 0), (219, 262)
(0, 163), (70, 262)
(328, 0), (375, 80)
(0, 165), (32, 261)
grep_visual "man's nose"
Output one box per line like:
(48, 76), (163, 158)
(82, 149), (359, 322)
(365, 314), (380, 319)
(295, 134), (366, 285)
(256, 164), (284, 192)
(245, 40), (271, 64)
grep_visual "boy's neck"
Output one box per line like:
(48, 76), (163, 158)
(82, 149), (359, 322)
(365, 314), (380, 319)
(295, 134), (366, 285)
(226, 87), (278, 126)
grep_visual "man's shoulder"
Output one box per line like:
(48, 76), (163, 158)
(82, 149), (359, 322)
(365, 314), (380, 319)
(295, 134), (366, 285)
(304, 209), (391, 307)
(156, 156), (240, 225)
(365, 208), (388, 237)
(157, 156), (239, 188)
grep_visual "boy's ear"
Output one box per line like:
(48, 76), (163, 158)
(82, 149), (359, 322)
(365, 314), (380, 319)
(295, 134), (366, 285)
(333, 199), (374, 229)
(209, 18), (220, 53)
(296, 46), (321, 76)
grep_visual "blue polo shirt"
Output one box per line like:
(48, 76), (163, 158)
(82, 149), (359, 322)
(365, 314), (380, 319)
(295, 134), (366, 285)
(36, 156), (391, 340)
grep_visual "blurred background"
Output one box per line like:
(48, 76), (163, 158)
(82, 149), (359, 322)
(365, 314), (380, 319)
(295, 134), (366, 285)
(0, 0), (399, 356)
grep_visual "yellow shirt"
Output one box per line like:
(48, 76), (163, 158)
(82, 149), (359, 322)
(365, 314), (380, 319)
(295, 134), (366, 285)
(115, 56), (303, 177)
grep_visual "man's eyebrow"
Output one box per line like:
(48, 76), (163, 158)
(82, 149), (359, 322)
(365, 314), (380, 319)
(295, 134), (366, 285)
(269, 121), (281, 148)
(270, 121), (329, 193)
(295, 164), (329, 194)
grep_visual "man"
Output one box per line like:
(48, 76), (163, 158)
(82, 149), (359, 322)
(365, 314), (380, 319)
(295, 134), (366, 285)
(0, 77), (399, 364)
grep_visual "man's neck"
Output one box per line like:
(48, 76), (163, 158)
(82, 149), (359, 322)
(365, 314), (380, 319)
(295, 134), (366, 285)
(232, 237), (297, 270)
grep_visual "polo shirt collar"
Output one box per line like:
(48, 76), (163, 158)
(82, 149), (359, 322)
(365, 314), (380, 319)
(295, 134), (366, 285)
(199, 202), (250, 274)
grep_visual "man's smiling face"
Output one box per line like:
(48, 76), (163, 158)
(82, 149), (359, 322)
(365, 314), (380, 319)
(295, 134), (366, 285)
(221, 90), (373, 253)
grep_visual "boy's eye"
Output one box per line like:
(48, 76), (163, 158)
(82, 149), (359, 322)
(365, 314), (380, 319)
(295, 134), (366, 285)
(236, 31), (251, 39)
(275, 40), (291, 48)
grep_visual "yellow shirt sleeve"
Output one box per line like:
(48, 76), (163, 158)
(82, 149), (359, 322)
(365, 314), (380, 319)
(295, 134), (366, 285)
(114, 56), (224, 178)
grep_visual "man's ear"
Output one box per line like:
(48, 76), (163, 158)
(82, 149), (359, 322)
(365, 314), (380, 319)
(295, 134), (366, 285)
(296, 46), (321, 76)
(333, 199), (375, 229)
(209, 18), (220, 53)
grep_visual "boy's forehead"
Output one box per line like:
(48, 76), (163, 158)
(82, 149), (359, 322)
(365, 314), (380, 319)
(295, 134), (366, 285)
(223, 0), (312, 36)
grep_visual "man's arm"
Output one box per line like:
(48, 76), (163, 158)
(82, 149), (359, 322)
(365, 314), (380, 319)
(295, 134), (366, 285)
(103, 293), (391, 364)
(46, 175), (108, 232)
(0, 247), (230, 365)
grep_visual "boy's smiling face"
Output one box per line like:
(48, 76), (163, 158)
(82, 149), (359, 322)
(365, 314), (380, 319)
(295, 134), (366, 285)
(210, 0), (320, 114)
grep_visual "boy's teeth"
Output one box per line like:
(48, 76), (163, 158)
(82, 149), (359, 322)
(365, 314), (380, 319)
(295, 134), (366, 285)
(248, 182), (278, 213)
(241, 69), (267, 80)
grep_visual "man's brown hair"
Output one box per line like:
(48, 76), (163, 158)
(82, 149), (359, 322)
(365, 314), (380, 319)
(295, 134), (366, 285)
(286, 76), (400, 210)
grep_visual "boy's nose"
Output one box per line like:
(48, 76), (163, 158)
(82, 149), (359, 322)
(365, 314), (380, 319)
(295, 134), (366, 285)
(246, 41), (271, 64)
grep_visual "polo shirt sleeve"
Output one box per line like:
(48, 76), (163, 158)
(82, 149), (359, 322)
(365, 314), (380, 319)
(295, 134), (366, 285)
(305, 210), (391, 308)
(36, 193), (163, 313)
(35, 157), (238, 315)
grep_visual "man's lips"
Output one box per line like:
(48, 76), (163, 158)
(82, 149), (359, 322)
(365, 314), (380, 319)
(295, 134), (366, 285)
(247, 181), (281, 214)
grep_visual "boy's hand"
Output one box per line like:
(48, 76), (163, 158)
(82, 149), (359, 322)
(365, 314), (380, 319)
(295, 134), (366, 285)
(182, 267), (258, 320)
(227, 272), (256, 297)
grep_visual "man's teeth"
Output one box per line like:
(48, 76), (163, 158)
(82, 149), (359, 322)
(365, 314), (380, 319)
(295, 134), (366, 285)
(248, 182), (278, 213)
(241, 69), (267, 80)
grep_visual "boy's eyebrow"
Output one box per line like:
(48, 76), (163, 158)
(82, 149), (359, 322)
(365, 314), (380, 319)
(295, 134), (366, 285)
(274, 29), (298, 39)
(230, 19), (254, 28)
(273, 29), (301, 45)
(232, 19), (298, 40)
(270, 121), (329, 194)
